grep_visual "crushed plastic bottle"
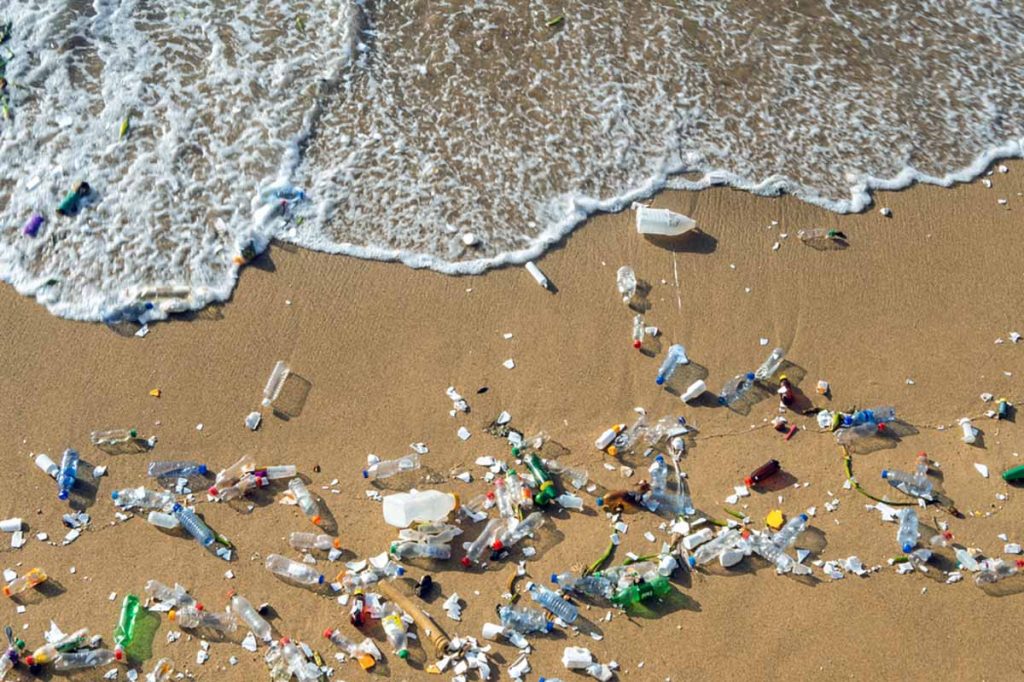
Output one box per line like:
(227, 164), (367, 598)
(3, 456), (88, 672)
(844, 406), (896, 426)
(147, 461), (208, 478)
(655, 344), (689, 385)
(461, 518), (504, 567)
(754, 347), (786, 382)
(25, 627), (88, 665)
(288, 478), (323, 526)
(897, 508), (919, 553)
(382, 490), (457, 528)
(772, 514), (809, 549)
(209, 471), (268, 501)
(169, 606), (237, 633)
(835, 422), (887, 446)
(390, 541), (451, 560)
(648, 456), (669, 494)
(498, 511), (545, 551)
(527, 582), (578, 623)
(323, 629), (378, 670)
(551, 572), (614, 600)
(230, 595), (273, 642)
(262, 361), (290, 408)
(54, 649), (116, 671)
(144, 580), (197, 609)
(90, 428), (138, 447)
(149, 658), (175, 682)
(214, 455), (256, 489)
(171, 504), (215, 547)
(278, 638), (321, 681)
(975, 558), (1024, 585)
(797, 228), (842, 242)
(718, 372), (756, 406)
(688, 529), (744, 567)
(610, 575), (671, 607)
(381, 607), (410, 660)
(363, 453), (421, 480)
(113, 594), (141, 660)
(616, 266), (637, 304)
(545, 459), (588, 489)
(289, 532), (341, 552)
(265, 554), (325, 586)
(881, 466), (933, 500)
(57, 448), (79, 501)
(499, 604), (554, 634)
(3, 568), (46, 597)
(631, 314), (645, 349)
(112, 486), (175, 511)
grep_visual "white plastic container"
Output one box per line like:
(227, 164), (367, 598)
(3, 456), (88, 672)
(0, 518), (22, 533)
(634, 204), (696, 237)
(959, 417), (976, 444)
(525, 261), (549, 289)
(681, 379), (706, 403)
(35, 453), (59, 478)
(382, 490), (457, 528)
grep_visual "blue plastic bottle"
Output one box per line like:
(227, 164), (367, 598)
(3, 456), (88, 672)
(655, 344), (689, 385)
(57, 449), (79, 500)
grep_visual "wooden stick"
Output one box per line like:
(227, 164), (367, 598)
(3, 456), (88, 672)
(375, 580), (451, 659)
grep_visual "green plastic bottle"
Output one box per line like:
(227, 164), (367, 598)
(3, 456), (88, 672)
(113, 594), (141, 660)
(610, 576), (671, 607)
(1002, 464), (1024, 482)
(56, 182), (90, 216)
(527, 454), (557, 505)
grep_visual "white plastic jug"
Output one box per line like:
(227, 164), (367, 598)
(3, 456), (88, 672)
(634, 204), (696, 236)
(382, 490), (457, 528)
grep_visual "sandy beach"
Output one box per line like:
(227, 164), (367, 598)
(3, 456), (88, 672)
(2, 166), (1024, 681)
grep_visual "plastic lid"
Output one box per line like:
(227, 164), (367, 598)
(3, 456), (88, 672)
(687, 556), (696, 568)
(881, 470), (890, 479)
(743, 476), (753, 487)
(595, 497), (604, 507)
(398, 649), (409, 659)
(656, 376), (666, 385)
(544, 622), (554, 632)
(317, 575), (325, 584)
(361, 470), (369, 478)
(323, 628), (334, 639)
(550, 573), (560, 584)
(902, 544), (913, 553)
(460, 557), (471, 567)
(197, 464), (208, 475)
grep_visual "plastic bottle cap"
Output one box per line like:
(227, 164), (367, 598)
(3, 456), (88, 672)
(595, 497), (604, 507)
(398, 649), (409, 659)
(460, 557), (471, 567)
(633, 340), (641, 349)
(317, 575), (325, 584)
(311, 515), (322, 526)
(361, 470), (369, 478)
(323, 628), (334, 639)
(656, 377), (666, 385)
(197, 465), (208, 475)
(743, 476), (753, 487)
(110, 491), (119, 499)
(491, 539), (504, 552)
(544, 622), (554, 632)
(58, 490), (69, 500)
(332, 538), (342, 549)
(114, 648), (124, 661)
(25, 656), (36, 666)
(168, 610), (178, 622)
(746, 372), (755, 380)
(396, 567), (405, 576)
(606, 446), (618, 456)
(550, 573), (559, 583)
(799, 514), (809, 522)
(687, 556), (696, 568)
(902, 544), (913, 553)
(881, 470), (890, 479)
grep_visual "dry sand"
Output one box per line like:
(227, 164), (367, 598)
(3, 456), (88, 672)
(1, 165), (1024, 681)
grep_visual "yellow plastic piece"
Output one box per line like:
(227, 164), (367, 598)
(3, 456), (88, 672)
(149, 388), (161, 397)
(766, 509), (785, 531)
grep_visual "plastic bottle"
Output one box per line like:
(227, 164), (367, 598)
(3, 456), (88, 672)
(144, 580), (196, 608)
(844, 406), (896, 426)
(3, 568), (47, 597)
(550, 572), (614, 600)
(681, 379), (706, 403)
(498, 511), (545, 550)
(526, 454), (557, 505)
(609, 415), (647, 457)
(744, 459), (780, 488)
(112, 486), (175, 510)
(656, 344), (689, 385)
(34, 453), (59, 479)
(975, 559), (1024, 584)
(363, 453), (421, 479)
(610, 575), (671, 607)
(214, 455), (256, 488)
(504, 470), (530, 510)
(209, 471), (268, 501)
(897, 508), (919, 553)
(279, 638), (321, 681)
(323, 629), (377, 670)
(113, 594), (141, 660)
(349, 590), (368, 626)
(772, 514), (809, 549)
(913, 452), (930, 487)
(25, 627), (88, 665)
(147, 511), (181, 530)
(688, 529), (743, 567)
(778, 376), (795, 405)
(797, 228), (841, 241)
(835, 422), (886, 446)
(881, 468), (933, 499)
(148, 461), (208, 478)
(959, 417), (976, 444)
(54, 649), (116, 671)
(633, 205), (696, 236)
(381, 609), (410, 659)
(616, 266), (637, 303)
(262, 361), (290, 407)
(631, 314), (645, 349)
(260, 465), (298, 480)
(718, 373), (756, 406)
(381, 490), (457, 528)
(545, 459), (589, 489)
(525, 261), (550, 289)
(169, 606), (237, 633)
(398, 523), (462, 544)
(754, 347), (786, 382)
(526, 582), (578, 623)
(90, 428), (138, 447)
(55, 181), (90, 216)
(461, 518), (503, 567)
(1002, 464), (1024, 483)
(57, 448), (79, 500)
(230, 595), (272, 642)
(594, 424), (625, 452)
(390, 541), (451, 560)
(288, 479), (322, 526)
(171, 504), (215, 547)
(265, 554), (325, 586)
(751, 533), (797, 574)
(556, 492), (584, 510)
(289, 532), (341, 552)
(648, 456), (669, 494)
(499, 604), (554, 634)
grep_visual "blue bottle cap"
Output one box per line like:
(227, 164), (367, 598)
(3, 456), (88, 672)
(58, 490), (69, 501)
(902, 544), (913, 553)
(317, 575), (325, 584)
(110, 491), (119, 499)
(745, 372), (755, 380)
(550, 573), (559, 584)
(799, 513), (809, 522)
(544, 622), (554, 632)
(197, 465), (208, 475)
(687, 556), (696, 568)
(656, 376), (666, 386)
(595, 497), (604, 507)
(880, 470), (890, 479)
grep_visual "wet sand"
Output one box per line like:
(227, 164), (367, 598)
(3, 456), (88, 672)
(1, 165), (1024, 680)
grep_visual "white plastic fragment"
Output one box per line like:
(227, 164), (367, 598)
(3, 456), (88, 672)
(245, 411), (262, 431)
(974, 463), (989, 478)
(443, 593), (463, 621)
(457, 427), (471, 441)
(503, 359), (515, 370)
(241, 632), (258, 652)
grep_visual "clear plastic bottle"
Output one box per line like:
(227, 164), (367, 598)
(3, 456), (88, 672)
(616, 266), (637, 304)
(381, 608), (410, 660)
(288, 479), (323, 526)
(751, 533), (797, 574)
(687, 529), (743, 567)
(265, 554), (324, 586)
(499, 604), (554, 634)
(772, 513), (809, 549)
(631, 314), (645, 349)
(112, 486), (175, 510)
(289, 532), (341, 552)
(3, 568), (47, 597)
(262, 361), (291, 408)
(881, 468), (933, 499)
(363, 453), (421, 480)
(648, 456), (669, 494)
(144, 580), (196, 608)
(975, 559), (1024, 584)
(279, 638), (321, 682)
(209, 471), (268, 501)
(754, 348), (786, 382)
(797, 228), (841, 242)
(230, 595), (273, 642)
(398, 523), (462, 544)
(260, 465), (297, 480)
(147, 511), (181, 530)
(959, 417), (977, 444)
(323, 629), (378, 670)
(25, 627), (88, 665)
(845, 406), (896, 426)
(897, 508), (919, 553)
(492, 478), (515, 519)
(835, 422), (886, 446)
(656, 344), (689, 386)
(53, 649), (116, 671)
(461, 518), (504, 567)
(171, 504), (215, 547)
(545, 459), (588, 489)
(718, 373), (756, 406)
(214, 455), (256, 489)
(550, 572), (614, 600)
(382, 490), (457, 528)
(148, 461), (208, 478)
(57, 448), (79, 500)
(498, 511), (545, 551)
(390, 541), (451, 560)
(169, 606), (237, 633)
(90, 428), (138, 447)
(526, 582), (578, 623)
